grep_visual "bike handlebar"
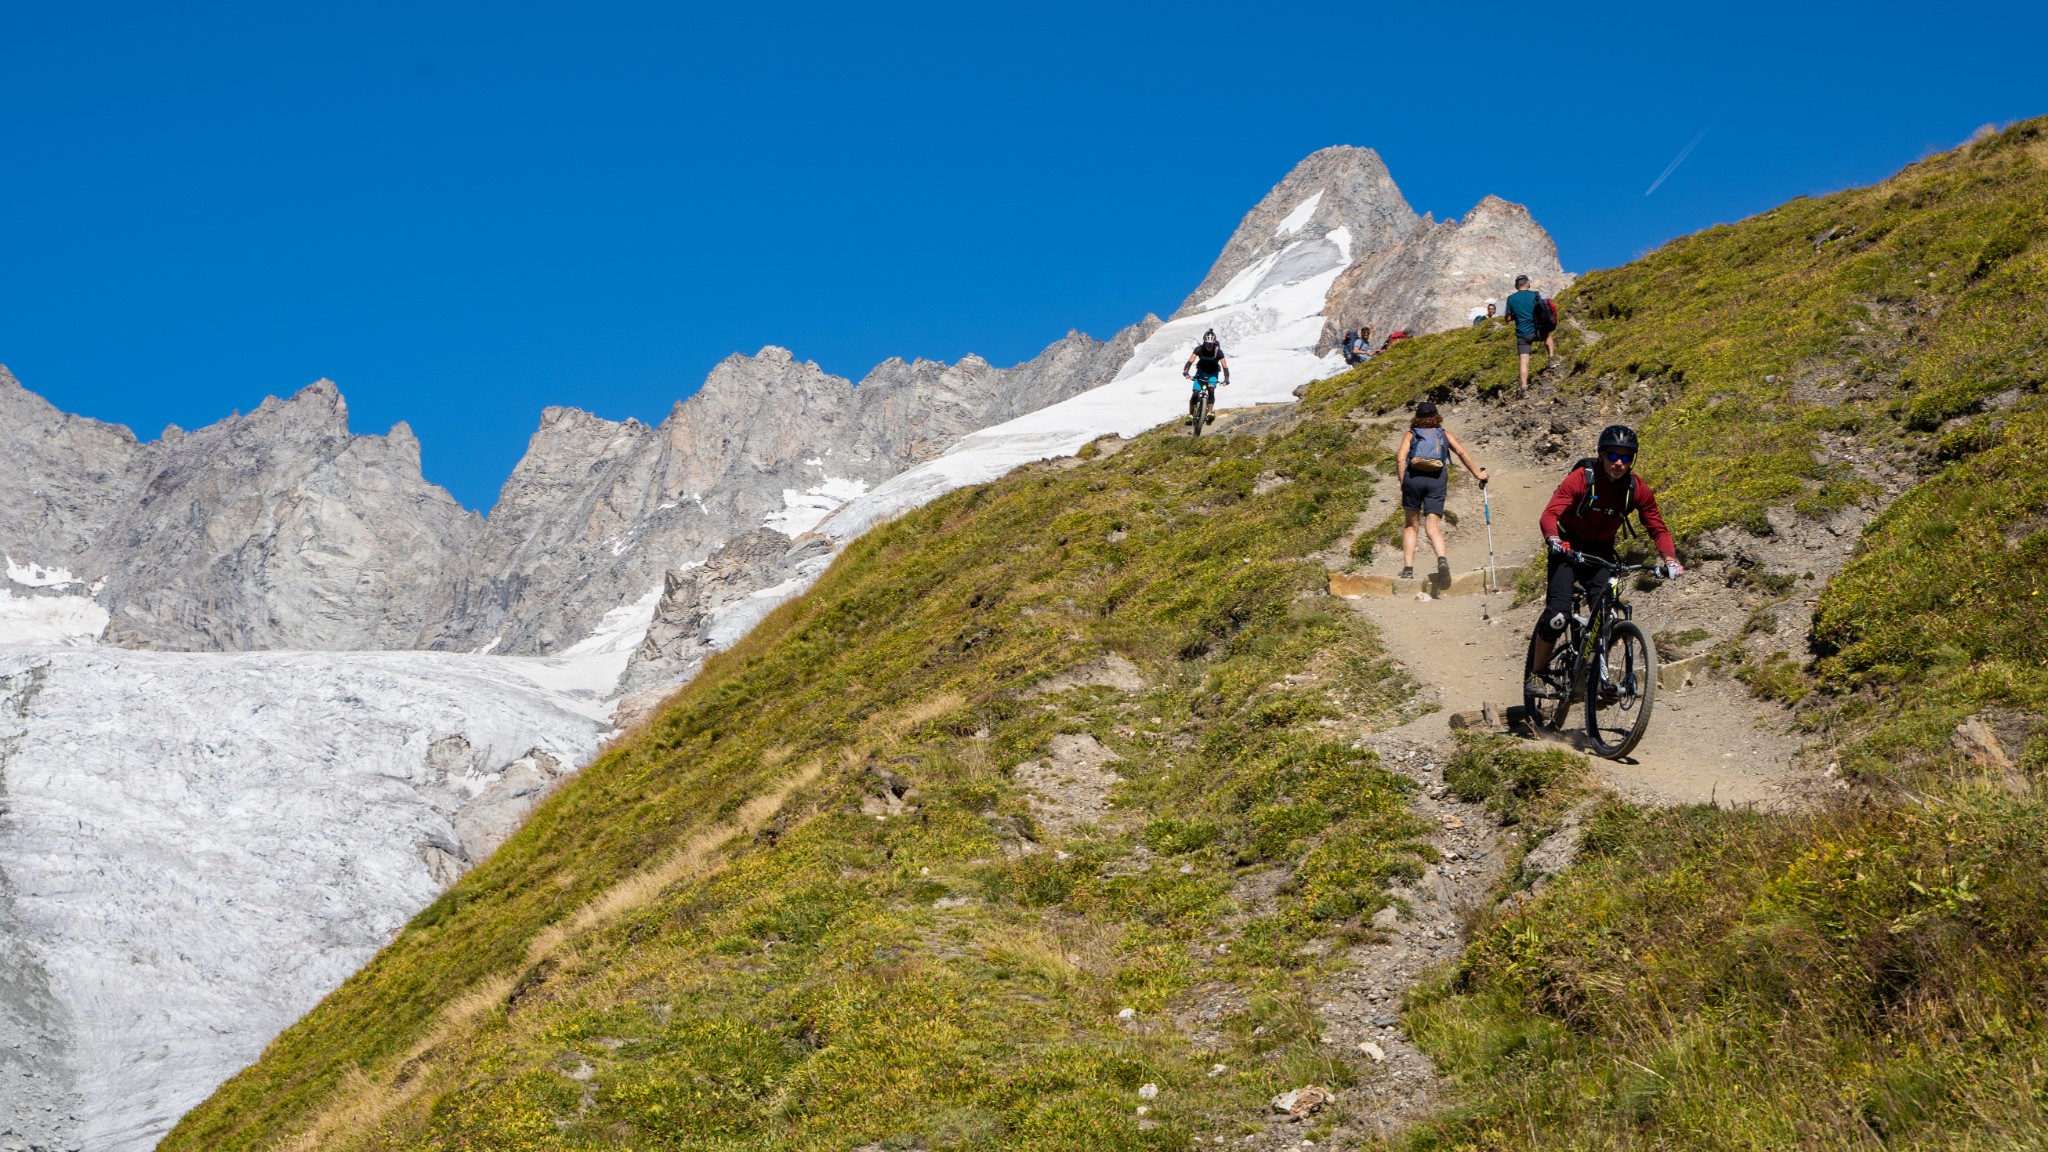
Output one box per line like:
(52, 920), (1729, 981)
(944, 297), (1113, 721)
(1555, 549), (1677, 580)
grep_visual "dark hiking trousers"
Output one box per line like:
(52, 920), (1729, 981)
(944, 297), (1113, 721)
(1536, 541), (1617, 640)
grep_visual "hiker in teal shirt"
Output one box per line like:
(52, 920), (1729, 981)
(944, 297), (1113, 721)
(1503, 275), (1550, 390)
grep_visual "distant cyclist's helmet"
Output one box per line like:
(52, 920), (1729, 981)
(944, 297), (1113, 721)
(1203, 329), (1217, 341)
(1597, 424), (1639, 457)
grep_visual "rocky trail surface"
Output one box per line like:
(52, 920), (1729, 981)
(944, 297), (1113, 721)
(1233, 393), (1829, 1148)
(1333, 410), (1814, 810)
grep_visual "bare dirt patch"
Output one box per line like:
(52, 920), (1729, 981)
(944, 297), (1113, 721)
(1024, 654), (1145, 698)
(1014, 733), (1123, 835)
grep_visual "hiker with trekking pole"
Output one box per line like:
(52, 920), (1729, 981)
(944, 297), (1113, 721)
(1395, 401), (1489, 581)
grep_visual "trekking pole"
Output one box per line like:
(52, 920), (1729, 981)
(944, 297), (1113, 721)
(1482, 480), (1498, 594)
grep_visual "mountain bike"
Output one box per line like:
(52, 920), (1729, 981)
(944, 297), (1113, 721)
(1522, 552), (1667, 759)
(1187, 375), (1218, 437)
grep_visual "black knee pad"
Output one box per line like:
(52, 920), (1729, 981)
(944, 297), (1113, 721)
(1535, 610), (1568, 641)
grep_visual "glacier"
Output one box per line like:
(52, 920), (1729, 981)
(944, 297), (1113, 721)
(0, 644), (607, 1150)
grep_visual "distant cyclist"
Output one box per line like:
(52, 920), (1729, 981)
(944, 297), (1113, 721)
(1183, 329), (1230, 424)
(1526, 425), (1684, 693)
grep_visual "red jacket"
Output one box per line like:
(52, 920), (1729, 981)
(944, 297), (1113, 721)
(1539, 465), (1676, 558)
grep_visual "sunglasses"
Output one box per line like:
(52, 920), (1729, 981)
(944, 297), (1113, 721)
(1603, 451), (1635, 464)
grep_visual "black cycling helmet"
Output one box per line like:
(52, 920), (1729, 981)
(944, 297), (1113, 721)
(1203, 329), (1218, 342)
(1597, 424), (1640, 456)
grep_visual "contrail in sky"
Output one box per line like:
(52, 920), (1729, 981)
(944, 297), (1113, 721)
(1645, 125), (1714, 196)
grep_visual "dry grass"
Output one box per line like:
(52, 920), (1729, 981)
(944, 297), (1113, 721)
(268, 763), (822, 1149)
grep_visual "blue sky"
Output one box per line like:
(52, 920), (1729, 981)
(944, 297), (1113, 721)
(2, 1), (2036, 510)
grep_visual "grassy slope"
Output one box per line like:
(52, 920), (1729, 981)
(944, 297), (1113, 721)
(1309, 118), (2048, 544)
(1316, 121), (2048, 1150)
(175, 120), (2048, 1150)
(170, 413), (1439, 1149)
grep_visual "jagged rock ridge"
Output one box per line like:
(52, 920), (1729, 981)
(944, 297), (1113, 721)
(0, 319), (1149, 660)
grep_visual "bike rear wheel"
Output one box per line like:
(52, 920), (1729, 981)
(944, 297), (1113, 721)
(1585, 620), (1656, 759)
(1523, 628), (1574, 731)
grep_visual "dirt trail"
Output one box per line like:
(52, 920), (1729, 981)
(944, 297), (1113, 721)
(1254, 400), (1825, 1149)
(1336, 409), (1810, 810)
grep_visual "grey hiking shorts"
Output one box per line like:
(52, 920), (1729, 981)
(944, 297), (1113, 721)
(1517, 334), (1543, 355)
(1401, 473), (1447, 516)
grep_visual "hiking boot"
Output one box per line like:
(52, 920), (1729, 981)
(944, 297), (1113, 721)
(1398, 566), (1414, 579)
(1436, 556), (1451, 578)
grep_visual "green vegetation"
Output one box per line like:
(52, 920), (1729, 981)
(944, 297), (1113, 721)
(176, 119), (2048, 1150)
(169, 407), (1435, 1149)
(1443, 733), (1587, 837)
(1308, 118), (2048, 546)
(1375, 120), (2048, 1151)
(1407, 793), (2048, 1150)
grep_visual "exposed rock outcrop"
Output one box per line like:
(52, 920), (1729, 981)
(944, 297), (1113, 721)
(417, 348), (865, 658)
(1318, 194), (1572, 347)
(0, 366), (145, 569)
(607, 319), (1160, 704)
(85, 383), (475, 651)
(1, 322), (1153, 662)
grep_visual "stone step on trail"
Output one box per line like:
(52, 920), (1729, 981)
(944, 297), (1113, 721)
(1329, 566), (1524, 599)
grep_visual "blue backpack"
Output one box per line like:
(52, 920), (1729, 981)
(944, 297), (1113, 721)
(1409, 427), (1448, 477)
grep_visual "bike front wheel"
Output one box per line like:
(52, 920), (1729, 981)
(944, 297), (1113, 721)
(1585, 620), (1656, 759)
(1190, 391), (1209, 437)
(1523, 628), (1574, 731)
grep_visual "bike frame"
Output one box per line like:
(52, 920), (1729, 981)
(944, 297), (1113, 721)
(1553, 555), (1647, 695)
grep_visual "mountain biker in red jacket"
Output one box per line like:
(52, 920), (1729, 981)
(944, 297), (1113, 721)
(1527, 425), (1684, 692)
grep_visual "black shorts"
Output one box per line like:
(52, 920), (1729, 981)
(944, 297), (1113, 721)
(1536, 541), (1618, 639)
(1401, 473), (1446, 515)
(1517, 334), (1545, 355)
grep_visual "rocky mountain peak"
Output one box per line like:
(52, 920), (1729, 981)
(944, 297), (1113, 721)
(239, 379), (350, 444)
(1317, 190), (1570, 350)
(385, 421), (423, 469)
(1179, 145), (1421, 315)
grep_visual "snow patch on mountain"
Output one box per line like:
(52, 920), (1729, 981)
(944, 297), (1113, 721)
(702, 573), (815, 650)
(494, 584), (666, 718)
(762, 477), (871, 537)
(1273, 191), (1323, 237)
(814, 227), (1352, 541)
(0, 588), (108, 646)
(5, 557), (84, 589)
